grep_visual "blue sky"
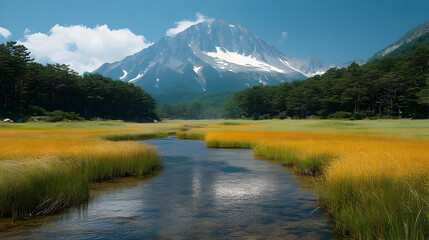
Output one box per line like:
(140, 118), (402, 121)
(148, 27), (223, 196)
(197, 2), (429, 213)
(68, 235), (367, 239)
(1, 0), (428, 72)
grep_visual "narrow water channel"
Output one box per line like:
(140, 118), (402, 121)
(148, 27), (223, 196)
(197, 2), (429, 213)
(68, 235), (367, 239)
(0, 136), (333, 239)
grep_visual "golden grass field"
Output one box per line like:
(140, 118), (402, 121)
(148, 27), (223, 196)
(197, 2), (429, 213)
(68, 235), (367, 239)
(196, 120), (429, 240)
(1, 119), (428, 239)
(0, 121), (187, 219)
(205, 130), (429, 177)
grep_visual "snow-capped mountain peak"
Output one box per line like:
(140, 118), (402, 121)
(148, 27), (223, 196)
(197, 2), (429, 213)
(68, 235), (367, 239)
(94, 19), (333, 94)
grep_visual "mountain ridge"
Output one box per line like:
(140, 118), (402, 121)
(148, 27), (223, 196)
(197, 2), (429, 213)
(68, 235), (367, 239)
(94, 19), (334, 94)
(370, 20), (429, 60)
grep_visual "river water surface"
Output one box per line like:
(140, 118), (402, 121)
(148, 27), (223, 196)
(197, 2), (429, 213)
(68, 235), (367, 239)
(0, 136), (333, 239)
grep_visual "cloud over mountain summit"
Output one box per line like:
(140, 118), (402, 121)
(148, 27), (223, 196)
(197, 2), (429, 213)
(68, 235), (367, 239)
(165, 13), (210, 37)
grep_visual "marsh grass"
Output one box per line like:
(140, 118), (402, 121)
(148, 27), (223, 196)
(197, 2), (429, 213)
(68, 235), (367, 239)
(206, 140), (253, 149)
(317, 175), (429, 240)
(184, 123), (208, 128)
(2, 119), (429, 238)
(101, 131), (170, 141)
(203, 127), (429, 239)
(176, 130), (205, 140)
(0, 120), (127, 130)
(218, 121), (242, 125)
(0, 142), (161, 220)
(0, 121), (184, 220)
(254, 146), (333, 175)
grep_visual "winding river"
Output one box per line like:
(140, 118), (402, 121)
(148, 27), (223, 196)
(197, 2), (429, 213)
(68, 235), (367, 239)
(0, 136), (334, 239)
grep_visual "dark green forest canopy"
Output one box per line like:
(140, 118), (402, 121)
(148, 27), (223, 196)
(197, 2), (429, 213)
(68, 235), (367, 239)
(221, 46), (429, 120)
(0, 42), (158, 121)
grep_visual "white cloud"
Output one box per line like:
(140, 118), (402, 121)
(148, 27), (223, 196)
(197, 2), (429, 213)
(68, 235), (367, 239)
(0, 26), (12, 39)
(165, 13), (209, 37)
(19, 24), (152, 74)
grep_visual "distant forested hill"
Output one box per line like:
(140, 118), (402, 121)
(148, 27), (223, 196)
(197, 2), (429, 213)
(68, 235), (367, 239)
(221, 46), (429, 119)
(0, 42), (158, 121)
(155, 90), (234, 119)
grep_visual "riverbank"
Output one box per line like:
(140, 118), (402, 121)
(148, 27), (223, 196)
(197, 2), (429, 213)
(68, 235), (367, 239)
(175, 119), (429, 239)
(0, 120), (185, 219)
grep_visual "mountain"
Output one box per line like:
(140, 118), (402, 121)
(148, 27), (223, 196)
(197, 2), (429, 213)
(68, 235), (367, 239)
(370, 20), (429, 60)
(94, 19), (334, 94)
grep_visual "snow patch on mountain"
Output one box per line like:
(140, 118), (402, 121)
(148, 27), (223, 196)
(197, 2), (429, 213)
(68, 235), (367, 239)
(119, 70), (128, 80)
(203, 47), (285, 73)
(193, 66), (202, 75)
(128, 73), (144, 83)
(279, 58), (308, 76)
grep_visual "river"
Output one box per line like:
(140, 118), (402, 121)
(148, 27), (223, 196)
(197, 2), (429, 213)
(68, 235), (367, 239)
(0, 136), (334, 239)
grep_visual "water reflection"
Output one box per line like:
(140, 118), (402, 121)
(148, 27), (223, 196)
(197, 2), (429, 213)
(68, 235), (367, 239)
(0, 136), (334, 239)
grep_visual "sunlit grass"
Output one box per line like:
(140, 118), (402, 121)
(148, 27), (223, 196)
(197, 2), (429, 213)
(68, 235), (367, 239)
(317, 174), (428, 240)
(0, 140), (161, 219)
(2, 143), (160, 219)
(101, 131), (170, 141)
(0, 121), (189, 219)
(176, 129), (206, 140)
(204, 126), (429, 239)
(2, 119), (428, 238)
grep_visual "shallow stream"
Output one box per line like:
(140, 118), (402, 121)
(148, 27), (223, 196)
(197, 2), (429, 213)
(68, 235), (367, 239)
(0, 136), (333, 239)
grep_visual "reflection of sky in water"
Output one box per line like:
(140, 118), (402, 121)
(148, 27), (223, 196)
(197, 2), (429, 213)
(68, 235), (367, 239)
(214, 175), (272, 199)
(1, 136), (334, 240)
(192, 165), (202, 198)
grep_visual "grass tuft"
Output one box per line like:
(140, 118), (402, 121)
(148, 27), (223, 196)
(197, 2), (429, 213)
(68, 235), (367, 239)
(316, 174), (429, 239)
(254, 145), (333, 175)
(101, 131), (169, 141)
(176, 130), (205, 140)
(206, 140), (253, 149)
(218, 121), (242, 125)
(0, 142), (161, 219)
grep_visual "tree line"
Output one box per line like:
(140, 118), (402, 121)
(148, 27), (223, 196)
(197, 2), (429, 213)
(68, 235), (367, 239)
(155, 90), (234, 119)
(0, 42), (158, 121)
(221, 46), (429, 119)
